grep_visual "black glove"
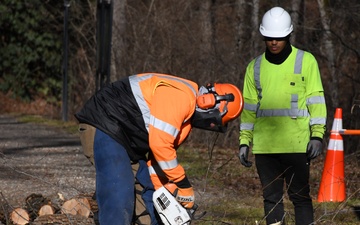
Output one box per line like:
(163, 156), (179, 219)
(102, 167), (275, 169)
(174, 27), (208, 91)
(238, 144), (252, 167)
(306, 137), (323, 160)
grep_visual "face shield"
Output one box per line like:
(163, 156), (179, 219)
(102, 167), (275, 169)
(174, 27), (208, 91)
(191, 85), (234, 133)
(191, 108), (228, 133)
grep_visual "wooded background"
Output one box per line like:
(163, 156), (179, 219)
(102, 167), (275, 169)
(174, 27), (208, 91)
(1, 0), (359, 155)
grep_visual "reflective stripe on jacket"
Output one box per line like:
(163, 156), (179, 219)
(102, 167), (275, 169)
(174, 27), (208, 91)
(239, 46), (327, 154)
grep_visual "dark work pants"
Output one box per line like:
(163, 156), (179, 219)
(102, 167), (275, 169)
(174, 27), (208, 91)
(255, 154), (314, 225)
(94, 129), (159, 225)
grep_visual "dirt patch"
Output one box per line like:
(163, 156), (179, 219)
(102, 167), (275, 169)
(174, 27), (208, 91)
(0, 114), (96, 206)
(0, 93), (96, 205)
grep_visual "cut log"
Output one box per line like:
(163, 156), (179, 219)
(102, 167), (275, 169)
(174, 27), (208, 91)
(78, 192), (98, 213)
(61, 197), (91, 218)
(10, 207), (29, 225)
(24, 193), (53, 220)
(38, 204), (54, 216)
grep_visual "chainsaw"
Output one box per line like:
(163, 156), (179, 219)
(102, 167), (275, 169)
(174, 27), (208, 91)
(153, 186), (206, 225)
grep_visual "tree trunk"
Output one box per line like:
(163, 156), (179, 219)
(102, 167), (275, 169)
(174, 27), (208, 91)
(317, 0), (338, 107)
(200, 0), (213, 55)
(198, 0), (215, 81)
(290, 0), (302, 42)
(251, 0), (260, 53)
(112, 0), (127, 80)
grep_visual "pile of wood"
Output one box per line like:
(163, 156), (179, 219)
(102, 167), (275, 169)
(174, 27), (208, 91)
(0, 193), (98, 225)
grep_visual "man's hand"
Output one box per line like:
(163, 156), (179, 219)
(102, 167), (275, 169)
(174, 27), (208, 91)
(306, 137), (323, 160)
(165, 177), (195, 209)
(174, 186), (194, 209)
(238, 144), (252, 167)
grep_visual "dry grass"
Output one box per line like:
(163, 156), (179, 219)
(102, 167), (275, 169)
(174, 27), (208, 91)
(177, 145), (360, 224)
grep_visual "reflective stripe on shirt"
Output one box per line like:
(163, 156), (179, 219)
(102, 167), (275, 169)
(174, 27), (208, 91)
(240, 122), (254, 130)
(254, 56), (263, 100)
(294, 50), (304, 74)
(150, 115), (179, 138)
(244, 102), (257, 112)
(254, 50), (306, 119)
(307, 96), (325, 105)
(310, 117), (326, 126)
(129, 74), (151, 131)
(148, 164), (167, 177)
(158, 158), (179, 170)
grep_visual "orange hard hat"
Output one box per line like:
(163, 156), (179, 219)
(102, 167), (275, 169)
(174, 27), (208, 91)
(213, 83), (244, 125)
(196, 83), (244, 126)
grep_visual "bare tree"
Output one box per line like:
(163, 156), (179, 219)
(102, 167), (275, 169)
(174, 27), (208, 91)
(290, 0), (302, 41)
(197, 0), (215, 81)
(251, 0), (260, 53)
(317, 0), (338, 107)
(112, 0), (127, 80)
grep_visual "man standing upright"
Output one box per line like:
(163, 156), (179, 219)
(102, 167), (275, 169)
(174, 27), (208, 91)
(238, 7), (327, 225)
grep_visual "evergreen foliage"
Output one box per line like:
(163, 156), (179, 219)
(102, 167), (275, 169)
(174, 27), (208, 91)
(0, 0), (63, 100)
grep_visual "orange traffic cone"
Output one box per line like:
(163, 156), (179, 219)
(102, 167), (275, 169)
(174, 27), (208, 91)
(317, 108), (346, 202)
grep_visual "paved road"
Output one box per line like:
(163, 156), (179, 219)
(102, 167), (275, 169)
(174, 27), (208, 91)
(0, 115), (96, 207)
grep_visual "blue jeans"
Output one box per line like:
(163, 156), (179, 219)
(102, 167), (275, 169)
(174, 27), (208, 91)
(94, 129), (159, 224)
(136, 160), (160, 225)
(255, 153), (314, 225)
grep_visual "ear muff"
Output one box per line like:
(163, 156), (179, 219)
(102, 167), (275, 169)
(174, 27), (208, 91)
(197, 92), (236, 110)
(196, 93), (216, 109)
(197, 92), (235, 110)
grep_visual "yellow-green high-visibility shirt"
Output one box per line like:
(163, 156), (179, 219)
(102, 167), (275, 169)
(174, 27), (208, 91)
(239, 46), (327, 154)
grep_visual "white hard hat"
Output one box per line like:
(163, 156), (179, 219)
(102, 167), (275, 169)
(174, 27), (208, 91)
(259, 7), (293, 38)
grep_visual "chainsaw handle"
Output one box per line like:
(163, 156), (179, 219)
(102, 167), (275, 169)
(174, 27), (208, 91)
(187, 204), (206, 220)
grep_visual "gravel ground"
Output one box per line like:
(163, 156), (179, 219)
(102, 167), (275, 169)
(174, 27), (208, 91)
(0, 114), (96, 207)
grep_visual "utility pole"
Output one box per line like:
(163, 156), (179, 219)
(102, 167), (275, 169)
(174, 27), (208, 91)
(96, 0), (113, 90)
(62, 0), (70, 121)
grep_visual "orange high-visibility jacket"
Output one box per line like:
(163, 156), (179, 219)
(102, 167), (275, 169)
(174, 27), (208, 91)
(131, 73), (198, 187)
(75, 73), (198, 188)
